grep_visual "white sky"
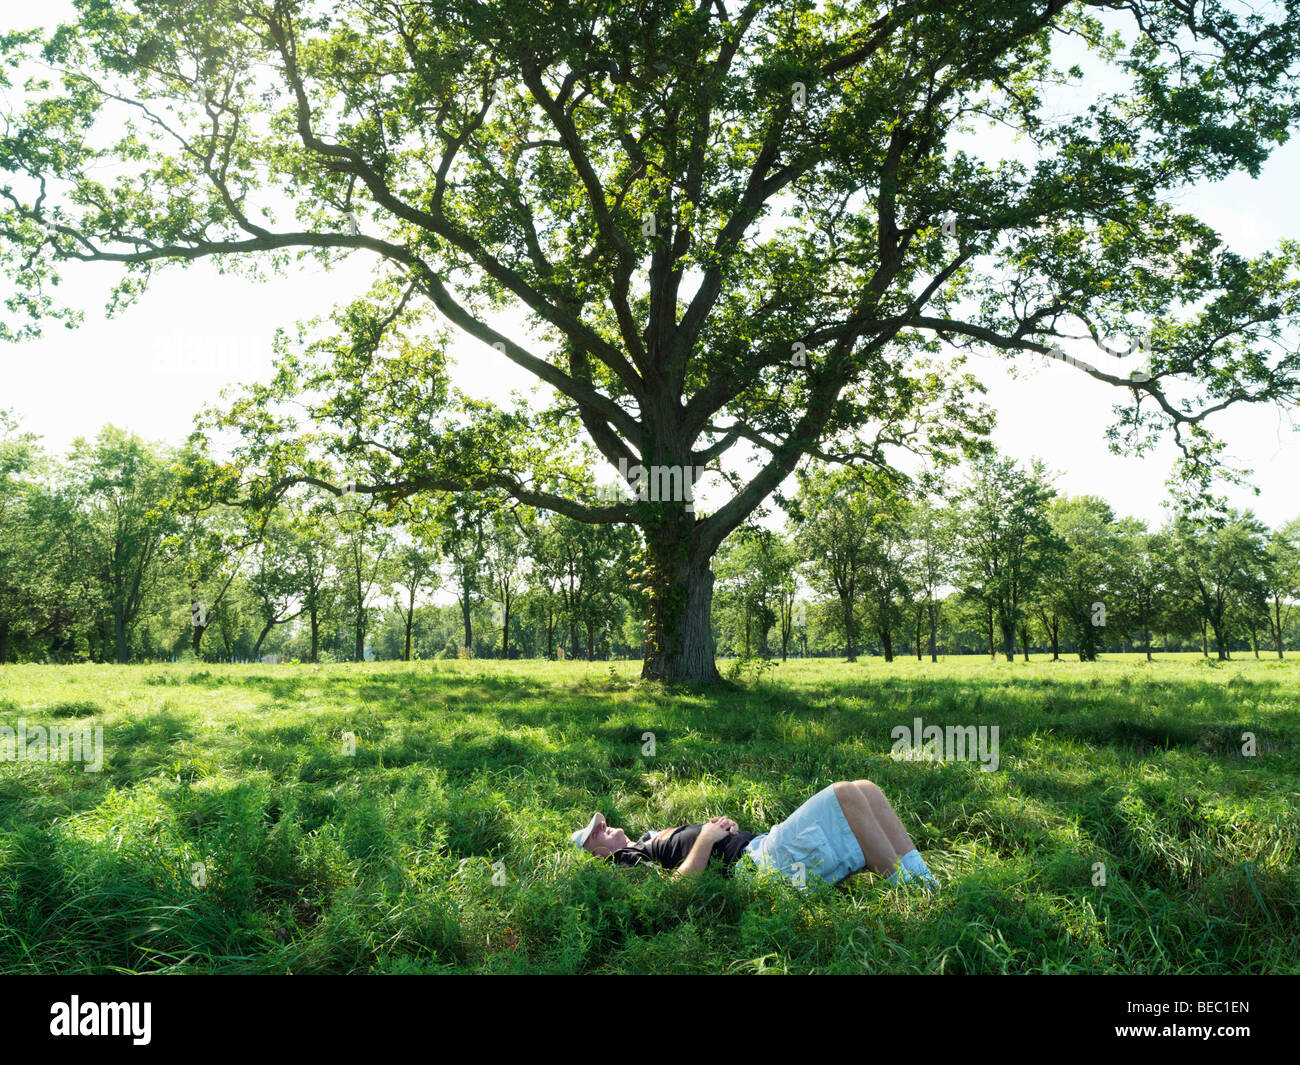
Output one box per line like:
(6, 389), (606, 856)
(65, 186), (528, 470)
(3, 5), (1298, 531)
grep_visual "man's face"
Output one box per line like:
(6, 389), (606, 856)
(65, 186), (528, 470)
(584, 814), (629, 857)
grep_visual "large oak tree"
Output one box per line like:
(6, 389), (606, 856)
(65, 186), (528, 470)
(5, 1), (1300, 681)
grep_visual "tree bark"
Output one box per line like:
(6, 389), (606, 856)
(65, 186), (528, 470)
(114, 611), (128, 664)
(1273, 595), (1285, 659)
(641, 529), (720, 683)
(841, 593), (857, 661)
(191, 619), (207, 655)
(1210, 620), (1227, 661)
(252, 620), (274, 660)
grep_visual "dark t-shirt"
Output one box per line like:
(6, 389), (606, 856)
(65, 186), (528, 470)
(610, 825), (759, 875)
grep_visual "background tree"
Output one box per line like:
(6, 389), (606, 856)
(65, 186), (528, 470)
(768, 534), (801, 662)
(1262, 518), (1300, 660)
(0, 412), (67, 663)
(1169, 510), (1269, 660)
(9, 2), (1300, 680)
(246, 512), (308, 659)
(792, 467), (879, 661)
(715, 526), (785, 658)
(524, 516), (569, 660)
(388, 527), (442, 663)
(484, 508), (528, 659)
(1110, 522), (1170, 662)
(953, 456), (1058, 662)
(857, 493), (910, 663)
(164, 497), (263, 655)
(1045, 496), (1118, 661)
(283, 500), (338, 663)
(906, 496), (953, 663)
(59, 428), (177, 663)
(441, 501), (486, 655)
(335, 502), (393, 661)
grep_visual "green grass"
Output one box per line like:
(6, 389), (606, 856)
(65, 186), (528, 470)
(0, 654), (1297, 974)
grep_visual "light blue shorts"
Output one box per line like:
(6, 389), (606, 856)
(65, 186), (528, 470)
(737, 784), (866, 887)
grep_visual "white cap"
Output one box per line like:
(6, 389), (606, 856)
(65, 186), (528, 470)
(570, 813), (602, 851)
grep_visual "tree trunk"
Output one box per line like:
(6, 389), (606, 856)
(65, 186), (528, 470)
(1273, 595), (1285, 659)
(915, 604), (923, 661)
(641, 531), (720, 684)
(404, 617), (414, 662)
(927, 601), (938, 663)
(1210, 620), (1227, 661)
(880, 625), (893, 663)
(114, 611), (128, 664)
(1019, 623), (1029, 662)
(252, 619), (274, 660)
(841, 594), (856, 661)
(987, 607), (995, 661)
(310, 608), (320, 663)
(0, 620), (9, 665)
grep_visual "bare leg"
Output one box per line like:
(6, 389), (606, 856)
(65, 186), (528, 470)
(853, 780), (916, 857)
(831, 781), (900, 875)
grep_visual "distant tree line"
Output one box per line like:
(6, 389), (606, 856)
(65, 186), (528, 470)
(2, 413), (1297, 665)
(714, 455), (1300, 663)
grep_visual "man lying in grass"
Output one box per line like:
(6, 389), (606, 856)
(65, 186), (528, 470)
(572, 780), (938, 889)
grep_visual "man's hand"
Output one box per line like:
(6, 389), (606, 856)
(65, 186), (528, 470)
(698, 820), (731, 844)
(673, 820), (732, 879)
(707, 816), (738, 835)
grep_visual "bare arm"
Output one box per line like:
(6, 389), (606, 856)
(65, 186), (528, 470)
(672, 822), (732, 880)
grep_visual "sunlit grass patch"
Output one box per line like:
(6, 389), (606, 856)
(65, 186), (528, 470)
(0, 653), (1296, 973)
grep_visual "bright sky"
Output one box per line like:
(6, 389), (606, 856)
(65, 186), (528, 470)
(3, 4), (1298, 531)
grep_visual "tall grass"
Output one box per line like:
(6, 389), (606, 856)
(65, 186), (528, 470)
(0, 655), (1296, 973)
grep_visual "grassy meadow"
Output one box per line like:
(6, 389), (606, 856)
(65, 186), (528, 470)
(0, 654), (1296, 974)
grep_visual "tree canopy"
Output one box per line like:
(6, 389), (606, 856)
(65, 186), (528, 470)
(5, 0), (1300, 681)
